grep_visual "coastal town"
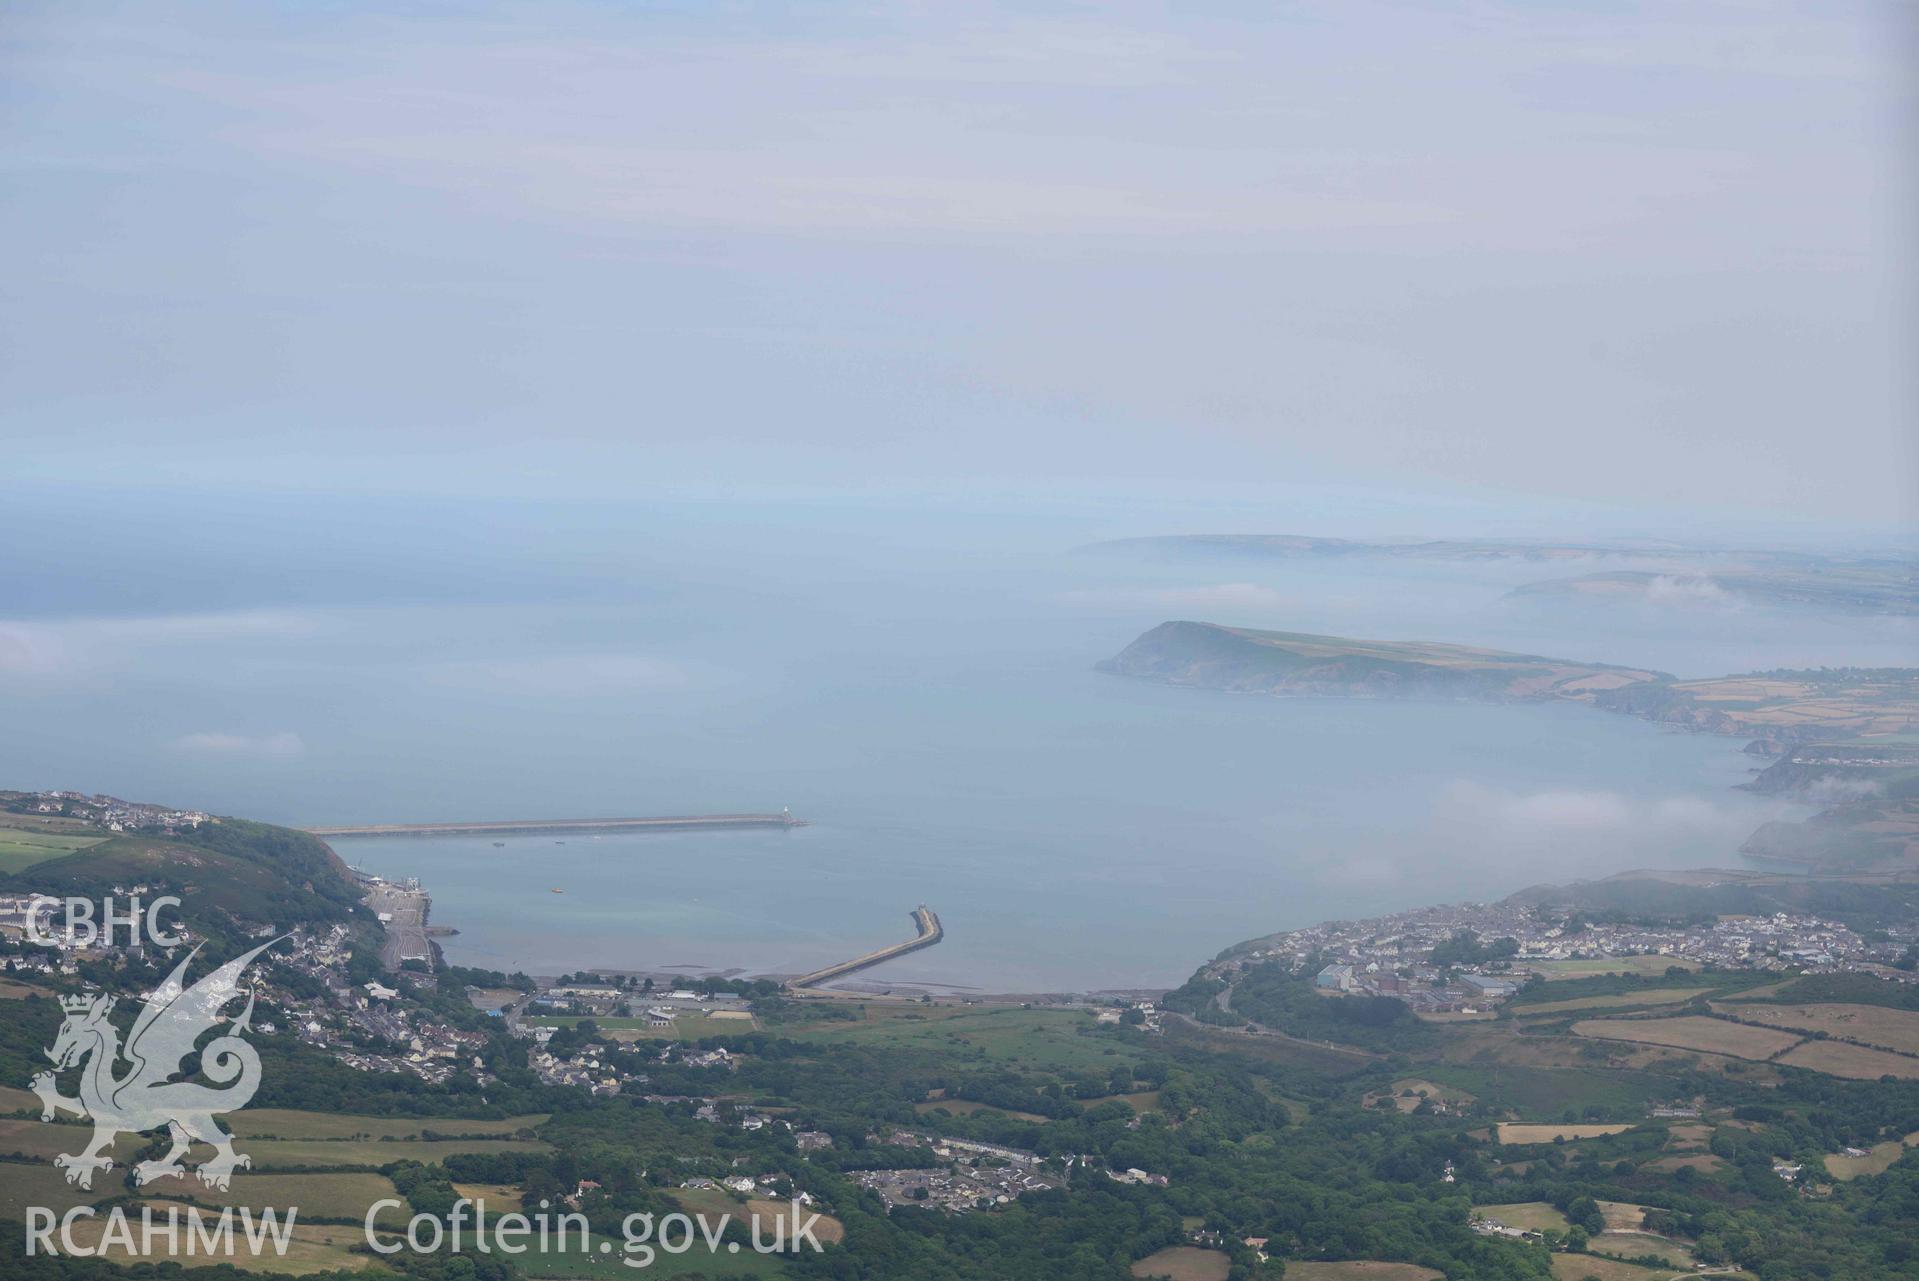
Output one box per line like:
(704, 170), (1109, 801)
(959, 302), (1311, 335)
(3, 789), (210, 834)
(11, 858), (1918, 1102)
(1, 849), (1168, 1223)
(853, 1130), (1067, 1213)
(8, 788), (1919, 1244)
(1203, 895), (1919, 1015)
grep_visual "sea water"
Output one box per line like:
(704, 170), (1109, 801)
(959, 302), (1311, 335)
(6, 495), (1901, 990)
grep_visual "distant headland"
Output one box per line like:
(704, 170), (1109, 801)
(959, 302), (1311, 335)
(1101, 621), (1919, 875)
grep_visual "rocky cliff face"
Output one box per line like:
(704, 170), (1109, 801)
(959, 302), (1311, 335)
(1588, 681), (1757, 737)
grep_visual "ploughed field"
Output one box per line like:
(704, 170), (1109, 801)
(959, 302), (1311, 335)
(1710, 1001), (1919, 1055)
(1569, 1016), (1805, 1061)
(1495, 1123), (1636, 1144)
(1774, 1040), (1919, 1080)
(1564, 1006), (1919, 1079)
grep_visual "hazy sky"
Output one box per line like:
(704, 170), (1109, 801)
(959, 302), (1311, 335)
(4, 1), (1913, 529)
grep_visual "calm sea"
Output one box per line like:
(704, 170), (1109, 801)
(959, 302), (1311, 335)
(334, 682), (1786, 992)
(6, 499), (1902, 990)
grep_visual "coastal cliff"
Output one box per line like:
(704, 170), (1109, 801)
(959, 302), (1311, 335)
(1736, 743), (1919, 872)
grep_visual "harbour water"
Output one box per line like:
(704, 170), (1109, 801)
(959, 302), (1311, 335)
(5, 497), (1897, 991)
(333, 682), (1792, 992)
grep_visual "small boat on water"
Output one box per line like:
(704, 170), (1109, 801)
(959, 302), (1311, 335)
(551, 888), (565, 894)
(492, 841), (505, 847)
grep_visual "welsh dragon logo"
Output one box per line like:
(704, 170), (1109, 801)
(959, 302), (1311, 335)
(30, 939), (280, 1191)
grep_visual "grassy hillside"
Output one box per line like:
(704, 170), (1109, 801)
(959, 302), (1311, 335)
(1102, 625), (1918, 743)
(0, 802), (363, 929)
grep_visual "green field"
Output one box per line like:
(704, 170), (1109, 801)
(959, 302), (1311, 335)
(143, 1170), (409, 1226)
(0, 827), (104, 872)
(1422, 1064), (1665, 1117)
(243, 1136), (553, 1169)
(452, 1182), (525, 1212)
(230, 1108), (549, 1140)
(1284, 1264), (1444, 1281)
(1086, 1089), (1163, 1114)
(0, 1158), (117, 1220)
(1130, 1244), (1231, 1280)
(1546, 1259), (1678, 1281)
(1824, 1130), (1919, 1180)
(787, 1005), (1136, 1072)
(64, 1204), (389, 1275)
(1473, 1201), (1570, 1233)
(1154, 1015), (1376, 1073)
(5, 1114), (546, 1173)
(913, 1097), (1050, 1123)
(667, 1185), (744, 1219)
(0, 1117), (146, 1164)
(1513, 988), (1714, 1016)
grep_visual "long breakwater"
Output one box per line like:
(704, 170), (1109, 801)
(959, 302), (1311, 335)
(306, 813), (805, 839)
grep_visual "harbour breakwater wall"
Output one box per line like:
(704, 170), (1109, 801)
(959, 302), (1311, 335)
(789, 905), (943, 993)
(307, 813), (805, 839)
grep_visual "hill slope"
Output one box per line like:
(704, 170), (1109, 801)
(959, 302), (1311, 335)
(0, 791), (363, 929)
(1101, 622), (1919, 747)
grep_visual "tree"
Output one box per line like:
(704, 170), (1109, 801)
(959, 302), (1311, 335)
(1564, 1196), (1604, 1236)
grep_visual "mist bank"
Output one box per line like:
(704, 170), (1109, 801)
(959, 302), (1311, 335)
(1086, 533), (1919, 617)
(1101, 620), (1919, 876)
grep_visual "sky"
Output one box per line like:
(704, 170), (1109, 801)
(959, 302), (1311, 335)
(2, 0), (1914, 531)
